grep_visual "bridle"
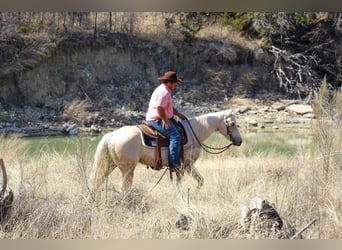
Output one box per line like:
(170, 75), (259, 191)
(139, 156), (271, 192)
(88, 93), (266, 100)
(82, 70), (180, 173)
(185, 116), (234, 155)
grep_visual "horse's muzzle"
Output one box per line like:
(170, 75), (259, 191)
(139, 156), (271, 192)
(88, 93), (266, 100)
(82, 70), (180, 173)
(233, 138), (242, 146)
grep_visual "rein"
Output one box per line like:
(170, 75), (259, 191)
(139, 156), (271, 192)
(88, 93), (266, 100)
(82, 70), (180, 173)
(149, 167), (169, 192)
(150, 117), (234, 192)
(185, 119), (233, 154)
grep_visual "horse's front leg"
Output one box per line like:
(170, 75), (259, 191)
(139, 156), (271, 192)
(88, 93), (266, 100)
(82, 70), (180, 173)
(184, 163), (204, 189)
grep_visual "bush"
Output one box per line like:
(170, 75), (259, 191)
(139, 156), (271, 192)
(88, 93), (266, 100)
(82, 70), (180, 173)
(18, 23), (39, 34)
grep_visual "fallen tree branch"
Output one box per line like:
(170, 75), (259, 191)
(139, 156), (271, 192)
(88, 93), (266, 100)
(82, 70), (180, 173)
(0, 158), (14, 221)
(290, 218), (317, 239)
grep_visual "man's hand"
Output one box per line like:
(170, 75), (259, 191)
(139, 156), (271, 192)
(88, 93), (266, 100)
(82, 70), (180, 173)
(174, 108), (187, 120)
(162, 119), (170, 129)
(157, 106), (169, 129)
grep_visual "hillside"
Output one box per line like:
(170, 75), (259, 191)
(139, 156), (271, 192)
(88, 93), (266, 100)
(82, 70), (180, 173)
(0, 12), (341, 135)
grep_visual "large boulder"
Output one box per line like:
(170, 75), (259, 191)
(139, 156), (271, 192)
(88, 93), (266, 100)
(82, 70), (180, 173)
(285, 104), (313, 115)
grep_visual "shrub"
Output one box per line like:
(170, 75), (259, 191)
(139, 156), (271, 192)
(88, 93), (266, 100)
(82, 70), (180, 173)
(18, 23), (39, 34)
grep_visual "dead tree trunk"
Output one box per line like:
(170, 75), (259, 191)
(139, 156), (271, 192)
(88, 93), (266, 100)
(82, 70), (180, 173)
(94, 12), (98, 37)
(0, 159), (14, 221)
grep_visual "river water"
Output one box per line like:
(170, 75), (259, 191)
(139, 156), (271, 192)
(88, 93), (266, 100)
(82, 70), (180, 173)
(21, 135), (101, 157)
(18, 128), (313, 159)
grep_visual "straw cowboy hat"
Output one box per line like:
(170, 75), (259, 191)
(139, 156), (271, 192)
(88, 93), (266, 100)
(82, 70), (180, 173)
(157, 71), (183, 84)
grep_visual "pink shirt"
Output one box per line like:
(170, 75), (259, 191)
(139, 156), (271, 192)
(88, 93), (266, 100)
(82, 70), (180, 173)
(146, 84), (174, 121)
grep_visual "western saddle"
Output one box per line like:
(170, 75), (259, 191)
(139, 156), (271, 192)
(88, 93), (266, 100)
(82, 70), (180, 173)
(137, 120), (187, 170)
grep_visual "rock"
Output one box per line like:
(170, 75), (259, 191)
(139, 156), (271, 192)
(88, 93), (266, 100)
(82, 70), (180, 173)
(90, 124), (102, 133)
(260, 107), (270, 113)
(66, 124), (79, 135)
(263, 119), (274, 124)
(238, 106), (250, 114)
(240, 196), (302, 239)
(240, 197), (283, 237)
(285, 104), (313, 115)
(4, 127), (22, 134)
(271, 102), (286, 111)
(303, 113), (315, 118)
(280, 99), (301, 106)
(69, 128), (79, 135)
(246, 118), (258, 127)
(175, 214), (193, 230)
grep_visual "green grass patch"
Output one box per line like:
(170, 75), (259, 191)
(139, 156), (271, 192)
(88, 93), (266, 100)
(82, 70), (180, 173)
(242, 130), (311, 157)
(201, 129), (312, 159)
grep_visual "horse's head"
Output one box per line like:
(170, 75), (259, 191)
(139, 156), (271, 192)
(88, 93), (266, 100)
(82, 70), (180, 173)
(219, 110), (242, 146)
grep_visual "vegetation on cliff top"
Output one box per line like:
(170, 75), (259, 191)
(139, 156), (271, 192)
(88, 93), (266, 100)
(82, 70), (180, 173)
(1, 12), (341, 95)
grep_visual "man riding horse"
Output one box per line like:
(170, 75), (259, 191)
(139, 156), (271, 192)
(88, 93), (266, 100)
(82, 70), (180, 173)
(89, 71), (242, 194)
(145, 71), (187, 174)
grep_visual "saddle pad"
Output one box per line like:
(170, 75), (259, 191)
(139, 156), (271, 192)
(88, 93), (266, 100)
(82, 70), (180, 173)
(137, 121), (187, 147)
(137, 123), (170, 147)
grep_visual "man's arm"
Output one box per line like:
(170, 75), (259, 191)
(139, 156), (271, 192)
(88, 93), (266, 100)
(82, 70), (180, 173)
(157, 106), (170, 129)
(174, 108), (187, 120)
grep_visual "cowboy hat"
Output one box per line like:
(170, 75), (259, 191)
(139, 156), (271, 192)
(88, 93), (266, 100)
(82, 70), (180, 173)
(157, 71), (183, 84)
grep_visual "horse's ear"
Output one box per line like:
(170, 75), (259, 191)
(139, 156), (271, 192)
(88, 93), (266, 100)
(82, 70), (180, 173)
(231, 109), (237, 116)
(224, 109), (234, 117)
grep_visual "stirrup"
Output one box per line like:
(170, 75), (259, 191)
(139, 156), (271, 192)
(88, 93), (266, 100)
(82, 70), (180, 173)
(169, 166), (182, 181)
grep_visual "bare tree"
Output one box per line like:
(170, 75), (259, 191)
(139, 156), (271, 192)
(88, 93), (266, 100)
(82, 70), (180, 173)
(94, 12), (98, 37)
(333, 12), (342, 35)
(129, 12), (134, 34)
(269, 44), (328, 100)
(109, 12), (112, 31)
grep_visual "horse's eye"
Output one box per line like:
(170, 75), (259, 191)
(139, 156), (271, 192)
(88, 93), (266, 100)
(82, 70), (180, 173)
(230, 121), (235, 127)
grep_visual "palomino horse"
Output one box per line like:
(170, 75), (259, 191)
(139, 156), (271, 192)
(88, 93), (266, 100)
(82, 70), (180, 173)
(89, 109), (242, 195)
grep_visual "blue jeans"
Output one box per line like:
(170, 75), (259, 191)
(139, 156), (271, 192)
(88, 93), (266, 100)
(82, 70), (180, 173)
(147, 119), (181, 168)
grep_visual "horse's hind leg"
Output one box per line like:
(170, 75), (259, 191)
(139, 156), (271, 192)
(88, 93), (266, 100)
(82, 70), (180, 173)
(119, 164), (136, 192)
(91, 161), (116, 196)
(89, 165), (116, 202)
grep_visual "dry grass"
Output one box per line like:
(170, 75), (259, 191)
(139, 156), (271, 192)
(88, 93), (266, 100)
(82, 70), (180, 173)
(227, 97), (256, 107)
(62, 99), (91, 124)
(0, 135), (28, 165)
(197, 22), (262, 53)
(0, 132), (341, 239)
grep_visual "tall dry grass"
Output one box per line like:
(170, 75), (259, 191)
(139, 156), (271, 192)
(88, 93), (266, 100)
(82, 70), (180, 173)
(312, 77), (342, 181)
(0, 125), (341, 239)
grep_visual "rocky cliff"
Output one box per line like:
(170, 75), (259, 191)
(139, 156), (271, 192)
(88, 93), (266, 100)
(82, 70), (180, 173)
(0, 31), (290, 136)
